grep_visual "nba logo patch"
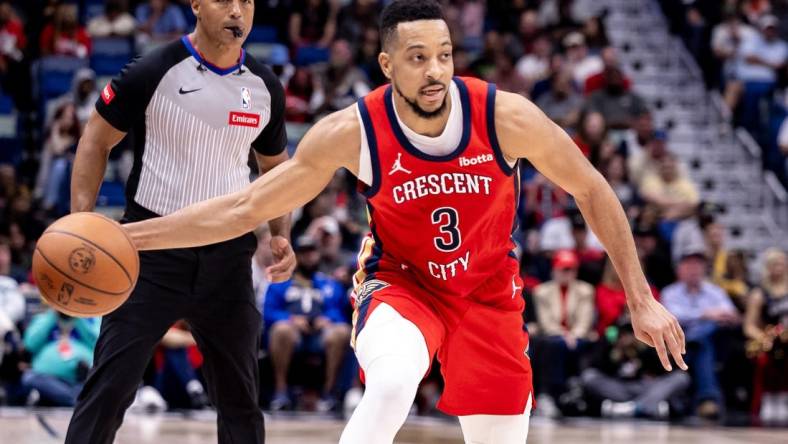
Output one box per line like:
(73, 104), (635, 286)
(241, 87), (251, 109)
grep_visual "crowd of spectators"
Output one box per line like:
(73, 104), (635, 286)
(660, 0), (788, 187)
(0, 0), (786, 425)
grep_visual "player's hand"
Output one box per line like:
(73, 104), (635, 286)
(266, 235), (296, 283)
(629, 296), (688, 372)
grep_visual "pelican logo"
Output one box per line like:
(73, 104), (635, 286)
(69, 247), (96, 274)
(58, 282), (75, 305)
(355, 279), (390, 304)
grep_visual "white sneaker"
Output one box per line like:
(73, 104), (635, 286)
(601, 400), (635, 418)
(535, 394), (560, 418)
(776, 393), (788, 424)
(129, 385), (168, 414)
(343, 387), (363, 418)
(760, 393), (777, 423)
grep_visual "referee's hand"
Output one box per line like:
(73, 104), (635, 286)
(267, 236), (296, 282)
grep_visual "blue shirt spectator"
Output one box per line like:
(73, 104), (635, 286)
(135, 0), (187, 42)
(662, 277), (737, 327)
(264, 269), (348, 328)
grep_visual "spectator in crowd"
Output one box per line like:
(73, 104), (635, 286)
(22, 310), (99, 406)
(289, 0), (338, 49)
(581, 15), (609, 52)
(741, 0), (772, 27)
(563, 31), (603, 87)
(39, 3), (91, 58)
(715, 250), (751, 312)
(0, 237), (24, 326)
(711, 10), (757, 107)
(703, 219), (728, 282)
(285, 67), (315, 123)
(595, 257), (659, 336)
(736, 14), (787, 135)
(0, 235), (25, 284)
(743, 248), (788, 423)
(662, 245), (741, 419)
(532, 249), (595, 416)
(776, 114), (788, 185)
(582, 322), (689, 420)
(639, 153), (700, 222)
(309, 39), (371, 119)
(135, 0), (187, 47)
(336, 0), (381, 44)
(536, 68), (583, 128)
(153, 322), (209, 410)
(572, 109), (614, 166)
(489, 49), (530, 97)
(526, 172), (571, 227)
(628, 129), (669, 186)
(34, 102), (81, 212)
(619, 109), (653, 160)
(264, 235), (351, 412)
(305, 216), (345, 277)
(633, 222), (676, 290)
(354, 25), (386, 87)
(47, 67), (98, 127)
(86, 0), (136, 38)
(516, 33), (553, 86)
(585, 65), (649, 129)
(0, 0), (26, 101)
(600, 153), (637, 209)
(444, 0), (485, 53)
(567, 210), (605, 285)
(584, 46), (631, 96)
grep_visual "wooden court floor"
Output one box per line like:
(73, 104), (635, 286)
(1, 408), (786, 443)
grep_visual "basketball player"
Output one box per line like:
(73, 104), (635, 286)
(124, 1), (688, 442)
(64, 1), (295, 443)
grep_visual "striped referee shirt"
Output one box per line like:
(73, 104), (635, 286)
(95, 36), (286, 218)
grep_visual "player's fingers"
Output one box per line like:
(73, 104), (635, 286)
(652, 333), (672, 371)
(665, 329), (688, 371)
(672, 318), (686, 354)
(635, 329), (654, 347)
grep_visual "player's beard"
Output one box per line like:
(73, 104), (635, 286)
(393, 81), (448, 120)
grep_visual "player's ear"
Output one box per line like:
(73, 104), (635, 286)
(378, 52), (392, 80)
(191, 0), (200, 20)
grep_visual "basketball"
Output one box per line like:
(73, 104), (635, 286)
(32, 212), (139, 317)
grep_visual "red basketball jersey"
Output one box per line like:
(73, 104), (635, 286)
(354, 77), (522, 301)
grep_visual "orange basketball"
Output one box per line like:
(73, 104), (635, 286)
(32, 212), (139, 317)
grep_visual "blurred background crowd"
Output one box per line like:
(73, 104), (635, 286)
(0, 0), (787, 427)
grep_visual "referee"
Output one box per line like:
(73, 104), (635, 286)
(64, 1), (295, 443)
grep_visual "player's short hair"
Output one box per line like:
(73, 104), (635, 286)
(380, 0), (444, 50)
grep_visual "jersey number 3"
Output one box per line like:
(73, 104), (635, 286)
(431, 207), (461, 252)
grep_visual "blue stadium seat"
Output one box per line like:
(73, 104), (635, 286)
(36, 56), (89, 104)
(90, 38), (135, 76)
(293, 46), (330, 67)
(247, 26), (279, 44)
(81, 0), (106, 22)
(0, 93), (19, 165)
(96, 180), (126, 208)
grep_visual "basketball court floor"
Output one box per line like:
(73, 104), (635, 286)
(1, 408), (785, 443)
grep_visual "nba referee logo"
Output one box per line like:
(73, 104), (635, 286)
(241, 87), (251, 109)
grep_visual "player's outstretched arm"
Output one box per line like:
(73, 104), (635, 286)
(494, 91), (687, 371)
(125, 107), (361, 251)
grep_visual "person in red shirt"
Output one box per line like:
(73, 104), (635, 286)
(596, 258), (660, 336)
(40, 3), (91, 58)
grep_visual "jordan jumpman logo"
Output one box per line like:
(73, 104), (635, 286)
(512, 276), (523, 299)
(389, 153), (412, 175)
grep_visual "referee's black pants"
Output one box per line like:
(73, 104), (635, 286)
(65, 208), (263, 444)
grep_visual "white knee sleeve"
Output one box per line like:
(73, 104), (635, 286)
(459, 395), (532, 444)
(339, 303), (431, 444)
